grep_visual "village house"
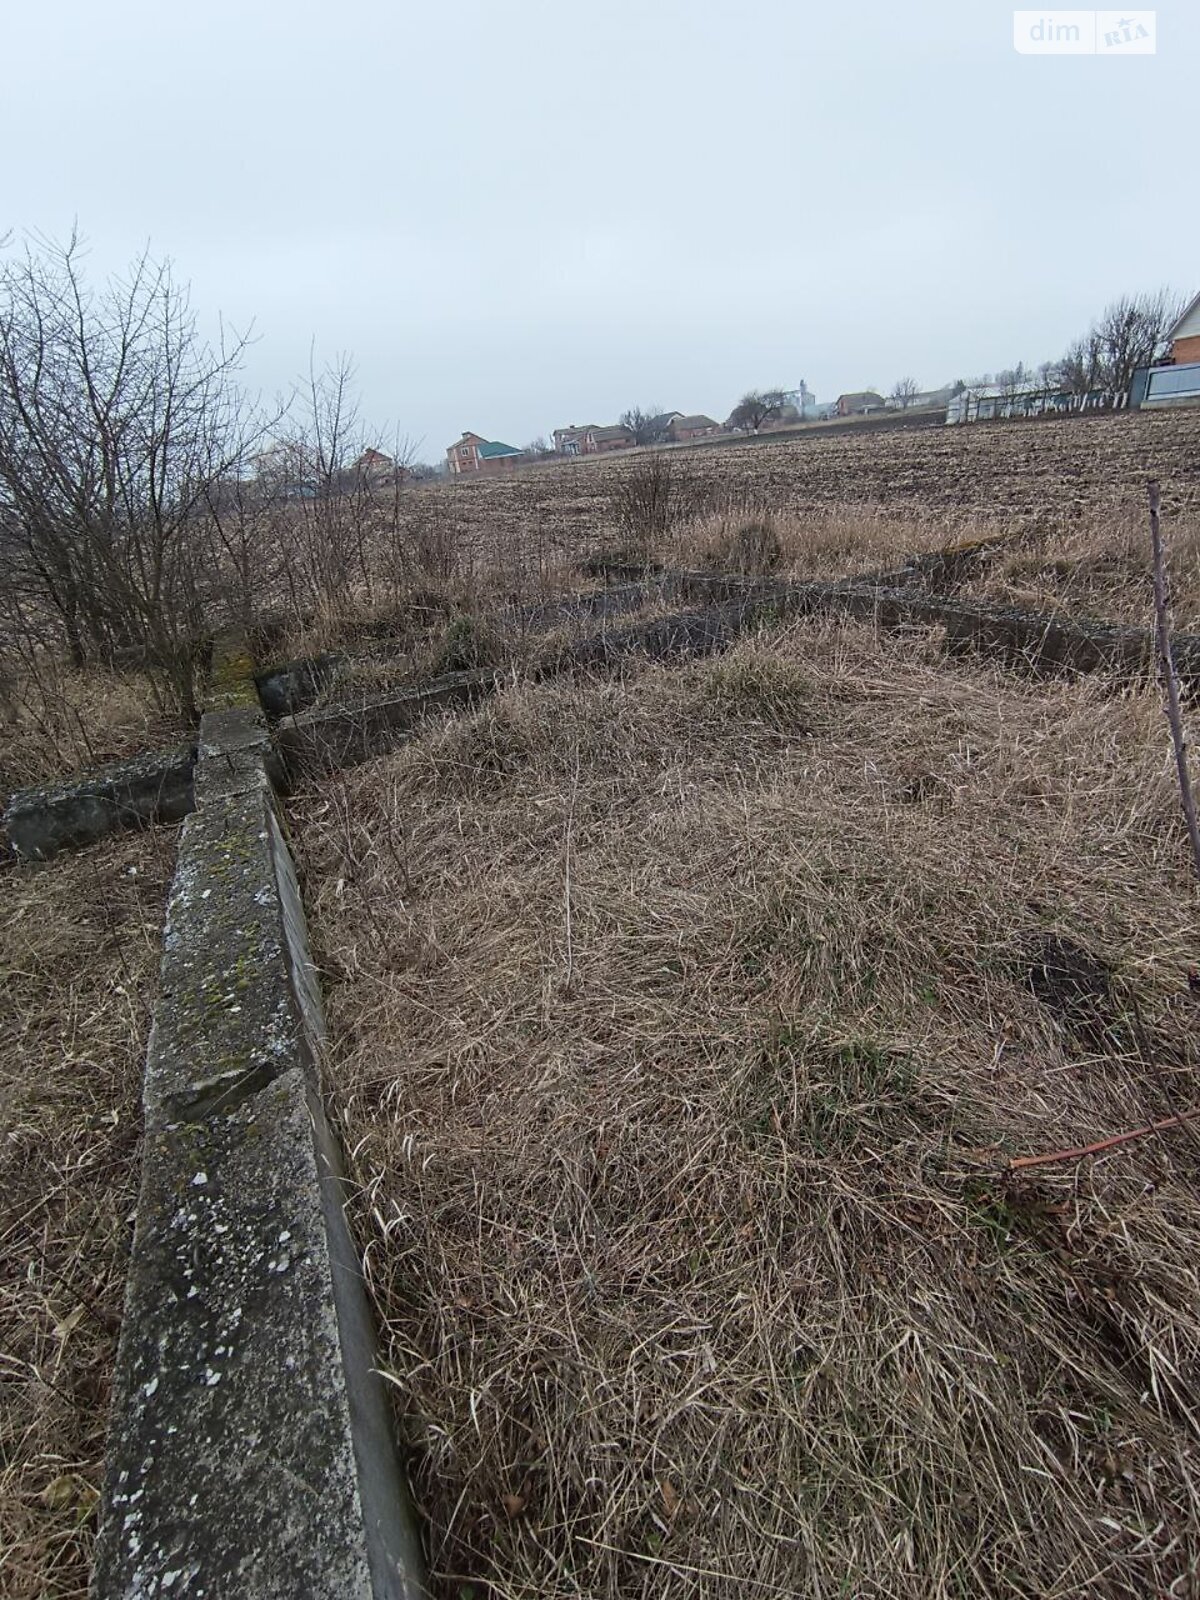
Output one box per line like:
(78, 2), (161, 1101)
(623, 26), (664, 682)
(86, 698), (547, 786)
(668, 414), (721, 442)
(590, 424), (634, 453)
(1127, 289), (1200, 411)
(446, 431), (524, 475)
(552, 422), (635, 456)
(352, 447), (405, 486)
(835, 391), (886, 417)
(552, 424), (595, 457)
(1167, 290), (1200, 366)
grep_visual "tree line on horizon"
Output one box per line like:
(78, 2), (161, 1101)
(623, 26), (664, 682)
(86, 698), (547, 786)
(568, 287), (1187, 448)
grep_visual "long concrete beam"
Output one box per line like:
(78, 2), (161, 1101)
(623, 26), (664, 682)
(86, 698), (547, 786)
(3, 744), (196, 860)
(11, 575), (1200, 857)
(91, 705), (427, 1599)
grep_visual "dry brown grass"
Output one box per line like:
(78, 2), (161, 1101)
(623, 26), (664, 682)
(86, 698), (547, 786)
(292, 617), (1200, 1599)
(668, 502), (977, 580)
(399, 409), (1200, 580)
(272, 513), (587, 665)
(313, 585), (701, 709)
(0, 832), (172, 1599)
(0, 664), (186, 811)
(665, 497), (1200, 634)
(965, 511), (1200, 630)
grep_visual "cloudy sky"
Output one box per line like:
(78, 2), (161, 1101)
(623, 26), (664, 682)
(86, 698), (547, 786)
(3, 1), (1196, 460)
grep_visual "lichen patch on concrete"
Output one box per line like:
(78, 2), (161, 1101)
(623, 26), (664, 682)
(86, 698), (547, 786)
(92, 704), (426, 1599)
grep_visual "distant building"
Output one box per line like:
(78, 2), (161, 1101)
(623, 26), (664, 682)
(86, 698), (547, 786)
(647, 411), (683, 440)
(668, 414), (721, 442)
(352, 448), (405, 486)
(945, 381), (1121, 424)
(1167, 290), (1200, 366)
(590, 424), (635, 453)
(884, 386), (955, 412)
(551, 422), (635, 456)
(1126, 291), (1200, 412)
(835, 391), (886, 417)
(553, 423), (596, 457)
(782, 381), (818, 420)
(446, 431), (524, 475)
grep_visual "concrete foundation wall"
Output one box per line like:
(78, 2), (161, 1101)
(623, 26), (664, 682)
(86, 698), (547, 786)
(276, 667), (498, 782)
(3, 744), (196, 860)
(92, 705), (426, 1600)
(12, 573), (1200, 860)
(672, 571), (1200, 684)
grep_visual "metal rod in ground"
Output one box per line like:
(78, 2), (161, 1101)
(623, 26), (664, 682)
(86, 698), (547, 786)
(1148, 479), (1200, 883)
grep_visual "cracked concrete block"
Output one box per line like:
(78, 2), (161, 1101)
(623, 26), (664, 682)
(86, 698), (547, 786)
(93, 731), (426, 1599)
(143, 788), (313, 1124)
(193, 708), (284, 808)
(3, 745), (197, 859)
(93, 1066), (426, 1599)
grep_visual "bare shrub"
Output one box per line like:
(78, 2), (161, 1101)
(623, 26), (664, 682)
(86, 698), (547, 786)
(0, 234), (268, 720)
(609, 450), (693, 557)
(396, 502), (460, 587)
(258, 357), (403, 625)
(0, 650), (182, 803)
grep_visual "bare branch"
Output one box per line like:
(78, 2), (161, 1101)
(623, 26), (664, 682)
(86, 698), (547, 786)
(1148, 479), (1200, 882)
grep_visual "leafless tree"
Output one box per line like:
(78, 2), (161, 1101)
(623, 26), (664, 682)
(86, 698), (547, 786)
(890, 377), (920, 409)
(726, 389), (788, 434)
(1059, 333), (1105, 396)
(1057, 289), (1182, 400)
(1093, 289), (1182, 395)
(619, 406), (672, 447)
(264, 352), (379, 619)
(201, 468), (286, 637)
(996, 362), (1031, 402)
(0, 233), (266, 718)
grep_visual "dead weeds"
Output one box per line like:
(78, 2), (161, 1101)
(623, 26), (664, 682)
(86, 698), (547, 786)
(0, 665), (185, 810)
(292, 616), (1200, 1599)
(0, 833), (172, 1599)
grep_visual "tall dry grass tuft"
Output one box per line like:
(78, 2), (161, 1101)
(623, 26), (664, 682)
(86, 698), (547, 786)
(668, 501), (988, 581)
(0, 659), (186, 810)
(680, 505), (785, 575)
(0, 833), (172, 1600)
(970, 508), (1200, 628)
(293, 617), (1200, 1599)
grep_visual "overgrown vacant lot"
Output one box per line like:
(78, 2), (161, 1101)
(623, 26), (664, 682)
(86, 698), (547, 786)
(385, 409), (1200, 639)
(414, 410), (1200, 562)
(293, 619), (1200, 1599)
(0, 834), (172, 1600)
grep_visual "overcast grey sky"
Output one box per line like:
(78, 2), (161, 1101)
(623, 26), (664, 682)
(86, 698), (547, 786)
(3, 1), (1196, 459)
